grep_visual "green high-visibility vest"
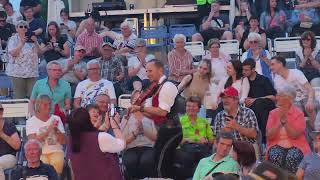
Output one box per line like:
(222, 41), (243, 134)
(196, 0), (215, 5)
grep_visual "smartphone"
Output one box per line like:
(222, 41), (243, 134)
(224, 115), (233, 121)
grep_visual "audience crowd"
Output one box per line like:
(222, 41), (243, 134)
(1, 0), (320, 180)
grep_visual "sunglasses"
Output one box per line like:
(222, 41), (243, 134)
(302, 38), (311, 41)
(0, 19), (6, 22)
(18, 25), (28, 29)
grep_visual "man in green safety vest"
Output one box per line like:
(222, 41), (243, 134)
(197, 0), (215, 22)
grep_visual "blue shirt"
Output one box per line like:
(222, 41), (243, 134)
(299, 153), (320, 180)
(31, 78), (71, 113)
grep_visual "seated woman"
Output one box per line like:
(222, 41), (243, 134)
(120, 90), (157, 179)
(68, 107), (125, 180)
(295, 31), (320, 86)
(168, 34), (194, 84)
(241, 32), (272, 80)
(178, 59), (212, 103)
(233, 0), (252, 43)
(40, 21), (70, 63)
(58, 8), (77, 41)
(174, 96), (214, 180)
(290, 0), (319, 36)
(202, 38), (230, 84)
(0, 104), (21, 180)
(230, 141), (257, 178)
(210, 60), (250, 120)
(26, 94), (66, 174)
(266, 84), (311, 173)
(296, 131), (320, 180)
(127, 38), (155, 91)
(240, 15), (267, 51)
(260, 0), (287, 39)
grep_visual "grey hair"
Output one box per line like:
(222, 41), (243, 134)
(173, 34), (186, 44)
(135, 38), (146, 46)
(46, 60), (62, 70)
(247, 32), (262, 43)
(35, 94), (51, 113)
(86, 59), (101, 69)
(277, 84), (297, 99)
(24, 139), (42, 151)
(16, 20), (29, 28)
(120, 21), (133, 31)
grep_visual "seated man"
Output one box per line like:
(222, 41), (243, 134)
(29, 61), (71, 119)
(0, 104), (21, 180)
(74, 59), (117, 108)
(192, 0), (233, 44)
(26, 95), (66, 174)
(192, 131), (238, 180)
(75, 17), (103, 61)
(96, 42), (125, 98)
(242, 58), (276, 143)
(60, 45), (87, 95)
(11, 139), (58, 180)
(0, 10), (15, 49)
(214, 86), (259, 144)
(20, 0), (42, 18)
(271, 55), (316, 128)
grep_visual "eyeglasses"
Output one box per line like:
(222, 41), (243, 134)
(212, 172), (240, 178)
(18, 25), (28, 29)
(48, 68), (62, 72)
(0, 19), (6, 22)
(249, 40), (259, 44)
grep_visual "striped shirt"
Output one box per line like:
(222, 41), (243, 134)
(168, 49), (194, 82)
(76, 31), (103, 57)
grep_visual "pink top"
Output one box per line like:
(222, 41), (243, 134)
(76, 31), (103, 57)
(266, 106), (311, 155)
(168, 49), (194, 82)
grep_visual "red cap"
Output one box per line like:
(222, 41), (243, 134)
(220, 86), (239, 98)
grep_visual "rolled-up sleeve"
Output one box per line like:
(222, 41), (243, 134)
(158, 82), (178, 112)
(98, 132), (125, 153)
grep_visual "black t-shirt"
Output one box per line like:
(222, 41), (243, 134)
(12, 162), (58, 180)
(43, 35), (67, 62)
(0, 23), (16, 41)
(0, 121), (18, 156)
(232, 16), (249, 29)
(27, 17), (46, 40)
(248, 73), (276, 98)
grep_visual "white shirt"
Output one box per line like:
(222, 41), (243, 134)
(273, 69), (309, 101)
(98, 132), (125, 153)
(211, 59), (228, 84)
(128, 54), (155, 80)
(241, 50), (271, 75)
(145, 75), (178, 112)
(26, 115), (65, 154)
(74, 78), (116, 107)
(214, 77), (250, 104)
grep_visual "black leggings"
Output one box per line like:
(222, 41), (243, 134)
(122, 146), (155, 179)
(267, 145), (304, 173)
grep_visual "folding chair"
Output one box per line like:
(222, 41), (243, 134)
(0, 72), (12, 99)
(168, 24), (196, 42)
(0, 99), (30, 124)
(184, 41), (205, 65)
(111, 28), (122, 34)
(140, 26), (168, 48)
(285, 58), (298, 69)
(220, 39), (240, 60)
(274, 37), (301, 69)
